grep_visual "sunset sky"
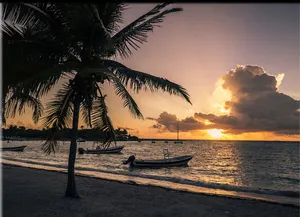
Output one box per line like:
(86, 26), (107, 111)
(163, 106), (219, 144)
(6, 4), (300, 141)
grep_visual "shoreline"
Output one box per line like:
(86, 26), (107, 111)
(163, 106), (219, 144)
(3, 164), (299, 217)
(2, 159), (299, 208)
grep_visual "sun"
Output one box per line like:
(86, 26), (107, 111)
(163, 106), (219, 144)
(207, 129), (223, 139)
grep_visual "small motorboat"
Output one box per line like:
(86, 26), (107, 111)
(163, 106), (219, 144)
(123, 154), (193, 168)
(174, 140), (183, 144)
(78, 145), (124, 154)
(2, 145), (27, 152)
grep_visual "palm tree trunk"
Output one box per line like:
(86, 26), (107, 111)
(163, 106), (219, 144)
(65, 94), (81, 198)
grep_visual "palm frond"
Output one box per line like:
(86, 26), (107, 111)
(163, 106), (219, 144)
(111, 3), (182, 58)
(1, 3), (50, 37)
(113, 3), (170, 38)
(5, 89), (43, 124)
(41, 82), (75, 154)
(41, 83), (74, 130)
(87, 4), (111, 38)
(16, 62), (78, 98)
(97, 3), (128, 35)
(42, 127), (60, 154)
(91, 86), (116, 147)
(1, 3), (34, 36)
(80, 80), (97, 128)
(99, 60), (192, 104)
(81, 103), (92, 129)
(110, 76), (143, 119)
(104, 70), (143, 119)
(79, 66), (143, 119)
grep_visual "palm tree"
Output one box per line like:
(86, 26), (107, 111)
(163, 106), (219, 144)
(3, 3), (192, 198)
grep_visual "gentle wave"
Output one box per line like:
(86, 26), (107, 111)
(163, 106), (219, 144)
(2, 157), (299, 199)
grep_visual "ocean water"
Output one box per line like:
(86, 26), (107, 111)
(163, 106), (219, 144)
(1, 140), (299, 205)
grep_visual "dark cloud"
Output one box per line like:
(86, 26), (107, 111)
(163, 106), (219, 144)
(149, 65), (299, 136)
(146, 117), (156, 121)
(201, 65), (300, 135)
(180, 117), (205, 132)
(148, 111), (204, 132)
(194, 113), (239, 128)
(222, 65), (278, 97)
(151, 124), (163, 129)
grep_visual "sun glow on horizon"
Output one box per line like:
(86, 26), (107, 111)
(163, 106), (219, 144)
(207, 129), (223, 139)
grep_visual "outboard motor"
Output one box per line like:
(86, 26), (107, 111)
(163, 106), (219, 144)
(123, 155), (135, 165)
(78, 148), (84, 155)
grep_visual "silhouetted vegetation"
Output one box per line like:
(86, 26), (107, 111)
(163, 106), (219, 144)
(2, 125), (138, 141)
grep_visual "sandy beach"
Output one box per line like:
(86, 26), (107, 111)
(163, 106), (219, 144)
(3, 164), (299, 217)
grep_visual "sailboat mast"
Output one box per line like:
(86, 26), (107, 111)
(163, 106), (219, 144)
(177, 121), (179, 141)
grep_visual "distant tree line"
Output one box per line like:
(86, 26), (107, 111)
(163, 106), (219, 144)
(2, 125), (139, 141)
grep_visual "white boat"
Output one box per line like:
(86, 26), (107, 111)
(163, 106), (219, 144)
(78, 145), (124, 154)
(123, 154), (193, 168)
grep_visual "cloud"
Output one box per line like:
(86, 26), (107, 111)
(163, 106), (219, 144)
(199, 65), (300, 135)
(151, 124), (163, 129)
(146, 117), (157, 121)
(149, 65), (299, 136)
(148, 111), (204, 132)
(194, 113), (239, 128)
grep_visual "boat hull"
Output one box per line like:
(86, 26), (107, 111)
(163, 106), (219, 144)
(79, 146), (124, 154)
(130, 155), (193, 168)
(2, 145), (26, 152)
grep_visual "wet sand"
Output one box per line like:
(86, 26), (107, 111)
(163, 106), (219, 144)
(3, 165), (299, 217)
